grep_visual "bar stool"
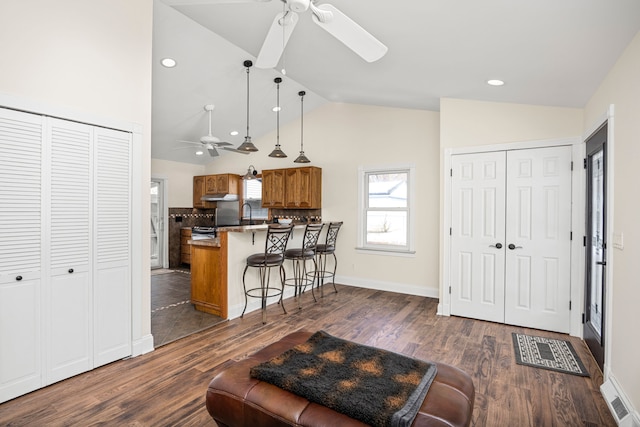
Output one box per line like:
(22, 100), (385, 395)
(241, 224), (293, 324)
(283, 223), (324, 309)
(311, 221), (343, 298)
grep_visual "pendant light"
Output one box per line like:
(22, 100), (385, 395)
(268, 77), (287, 158)
(237, 60), (259, 152)
(243, 165), (258, 180)
(294, 90), (310, 163)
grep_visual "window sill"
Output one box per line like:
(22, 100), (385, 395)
(355, 247), (416, 258)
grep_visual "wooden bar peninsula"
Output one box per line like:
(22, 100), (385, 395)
(189, 232), (228, 318)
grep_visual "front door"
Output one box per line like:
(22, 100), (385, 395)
(150, 179), (165, 269)
(584, 124), (607, 371)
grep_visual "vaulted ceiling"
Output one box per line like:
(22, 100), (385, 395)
(152, 0), (640, 164)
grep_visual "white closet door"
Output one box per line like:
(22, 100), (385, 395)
(450, 152), (506, 323)
(47, 118), (93, 383)
(94, 127), (132, 367)
(504, 146), (572, 333)
(0, 108), (43, 402)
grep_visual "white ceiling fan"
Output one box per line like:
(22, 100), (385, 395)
(177, 104), (248, 157)
(164, 0), (388, 69)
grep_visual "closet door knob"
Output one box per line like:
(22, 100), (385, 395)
(489, 243), (503, 249)
(68, 268), (74, 274)
(508, 243), (523, 250)
(16, 275), (23, 281)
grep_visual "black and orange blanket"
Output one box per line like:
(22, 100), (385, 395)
(250, 331), (437, 427)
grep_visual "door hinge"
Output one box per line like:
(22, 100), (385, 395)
(450, 168), (453, 177)
(449, 286), (452, 294)
(571, 161), (574, 171)
(569, 301), (572, 310)
(582, 313), (585, 324)
(449, 227), (452, 236)
(583, 236), (587, 247)
(583, 158), (587, 169)
(570, 231), (573, 240)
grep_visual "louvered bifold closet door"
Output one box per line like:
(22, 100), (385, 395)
(47, 118), (93, 383)
(94, 126), (132, 367)
(0, 108), (44, 403)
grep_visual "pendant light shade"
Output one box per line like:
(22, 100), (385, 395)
(269, 77), (287, 158)
(237, 60), (259, 152)
(294, 90), (310, 163)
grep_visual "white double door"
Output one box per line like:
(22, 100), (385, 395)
(450, 146), (572, 333)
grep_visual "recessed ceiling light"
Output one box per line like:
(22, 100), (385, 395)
(487, 79), (505, 86)
(161, 58), (177, 68)
(195, 150), (204, 156)
(230, 131), (239, 136)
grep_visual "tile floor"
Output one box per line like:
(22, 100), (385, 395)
(151, 268), (225, 347)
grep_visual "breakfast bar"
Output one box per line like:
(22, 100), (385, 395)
(188, 223), (322, 320)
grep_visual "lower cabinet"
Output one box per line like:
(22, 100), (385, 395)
(190, 233), (228, 318)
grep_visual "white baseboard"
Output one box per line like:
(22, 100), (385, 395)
(335, 275), (439, 299)
(132, 334), (155, 357)
(601, 375), (640, 426)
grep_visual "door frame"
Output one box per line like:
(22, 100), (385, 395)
(582, 105), (615, 378)
(151, 174), (169, 269)
(440, 137), (586, 337)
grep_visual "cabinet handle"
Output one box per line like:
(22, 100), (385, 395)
(16, 275), (22, 281)
(68, 268), (74, 274)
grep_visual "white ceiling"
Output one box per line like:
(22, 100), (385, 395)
(152, 0), (640, 165)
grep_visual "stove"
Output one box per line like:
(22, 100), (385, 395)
(192, 226), (217, 238)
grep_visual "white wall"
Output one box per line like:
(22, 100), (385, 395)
(0, 0), (154, 351)
(151, 159), (205, 207)
(584, 30), (640, 413)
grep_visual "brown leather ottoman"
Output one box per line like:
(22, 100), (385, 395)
(206, 330), (475, 427)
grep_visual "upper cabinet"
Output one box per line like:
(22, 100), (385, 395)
(262, 166), (321, 209)
(262, 169), (286, 208)
(205, 174), (239, 195)
(193, 175), (207, 208)
(193, 174), (240, 209)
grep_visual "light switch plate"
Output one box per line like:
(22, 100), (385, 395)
(613, 232), (624, 250)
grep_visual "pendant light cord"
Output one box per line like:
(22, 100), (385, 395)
(245, 65), (250, 138)
(300, 91), (304, 152)
(276, 81), (280, 146)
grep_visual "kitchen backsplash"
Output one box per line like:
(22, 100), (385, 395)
(168, 208), (216, 267)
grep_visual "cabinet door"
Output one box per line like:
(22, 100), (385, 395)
(94, 127), (132, 367)
(193, 175), (206, 208)
(47, 118), (92, 382)
(262, 169), (285, 207)
(0, 108), (44, 403)
(205, 175), (218, 193)
(215, 174), (229, 193)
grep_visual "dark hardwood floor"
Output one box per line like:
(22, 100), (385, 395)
(0, 284), (615, 426)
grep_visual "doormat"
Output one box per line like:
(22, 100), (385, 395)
(512, 333), (589, 377)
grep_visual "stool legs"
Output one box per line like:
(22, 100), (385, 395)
(241, 264), (287, 324)
(315, 251), (338, 298)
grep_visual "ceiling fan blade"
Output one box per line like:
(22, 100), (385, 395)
(208, 146), (220, 156)
(311, 4), (387, 63)
(162, 0), (271, 5)
(222, 147), (250, 155)
(255, 11), (299, 69)
(177, 140), (203, 145)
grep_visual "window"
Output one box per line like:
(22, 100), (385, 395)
(243, 178), (268, 220)
(358, 165), (415, 254)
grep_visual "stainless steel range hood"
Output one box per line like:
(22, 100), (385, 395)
(200, 193), (239, 202)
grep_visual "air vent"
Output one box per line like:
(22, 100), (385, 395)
(601, 378), (639, 427)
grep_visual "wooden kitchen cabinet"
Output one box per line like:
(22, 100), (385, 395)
(262, 167), (321, 209)
(285, 166), (322, 208)
(205, 173), (239, 195)
(190, 233), (227, 318)
(261, 169), (286, 208)
(193, 175), (206, 208)
(180, 228), (192, 265)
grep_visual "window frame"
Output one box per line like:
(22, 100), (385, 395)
(357, 164), (416, 256)
(242, 176), (268, 221)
